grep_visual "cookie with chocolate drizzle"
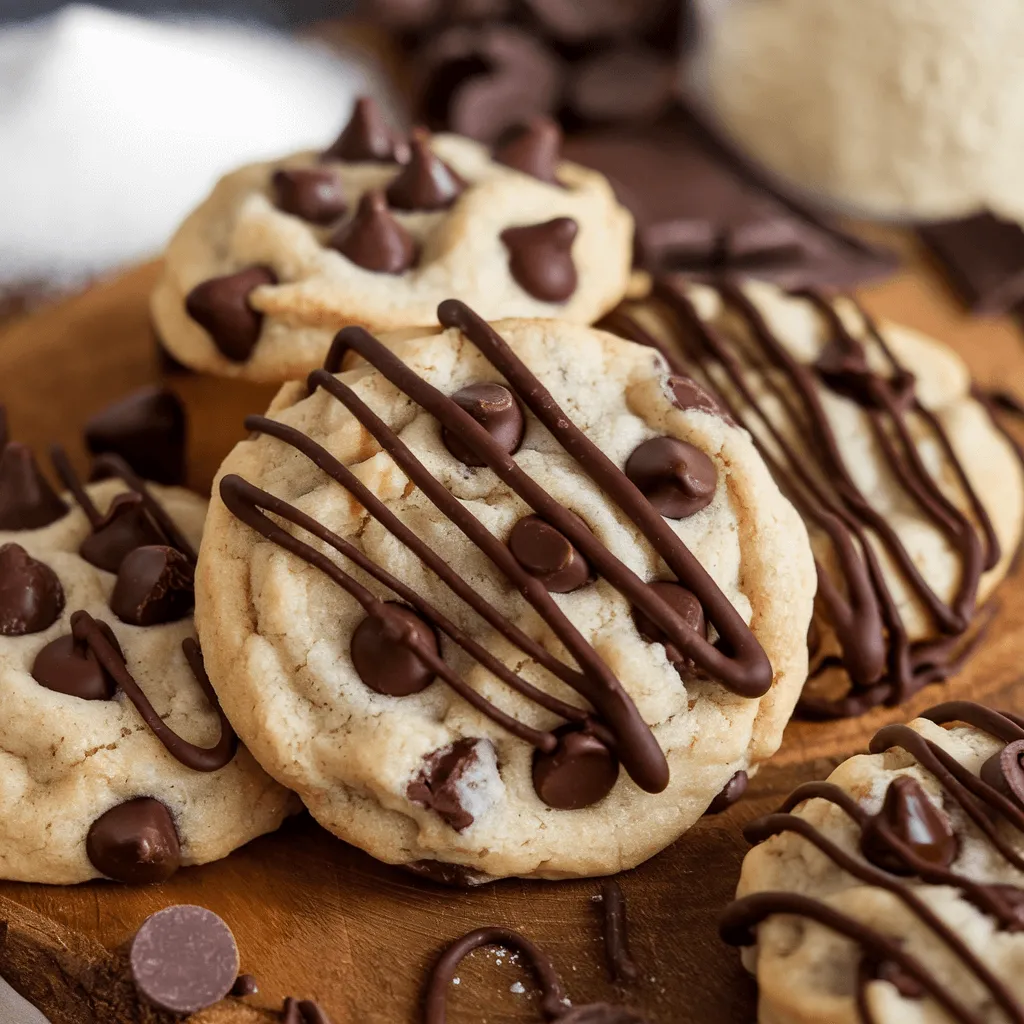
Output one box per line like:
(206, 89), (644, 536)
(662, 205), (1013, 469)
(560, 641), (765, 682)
(195, 301), (815, 880)
(0, 407), (294, 884)
(602, 278), (1024, 718)
(724, 700), (1024, 1024)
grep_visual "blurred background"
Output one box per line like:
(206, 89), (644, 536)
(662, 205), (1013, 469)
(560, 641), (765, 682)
(4, 0), (1024, 325)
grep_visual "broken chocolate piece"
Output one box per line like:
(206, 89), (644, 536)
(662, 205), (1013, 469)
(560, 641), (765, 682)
(109, 545), (195, 626)
(408, 738), (487, 831)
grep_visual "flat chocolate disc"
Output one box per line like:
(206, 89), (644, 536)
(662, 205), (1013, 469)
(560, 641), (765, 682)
(130, 905), (239, 1014)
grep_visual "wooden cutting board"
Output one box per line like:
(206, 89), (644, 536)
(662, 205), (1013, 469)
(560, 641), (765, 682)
(0, 245), (1022, 1023)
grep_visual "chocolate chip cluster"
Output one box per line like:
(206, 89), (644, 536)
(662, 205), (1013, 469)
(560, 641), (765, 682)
(356, 0), (691, 140)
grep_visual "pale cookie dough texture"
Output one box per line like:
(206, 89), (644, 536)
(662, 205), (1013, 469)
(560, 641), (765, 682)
(618, 279), (1024, 715)
(730, 705), (1024, 1023)
(152, 113), (634, 383)
(196, 315), (816, 881)
(0, 478), (294, 884)
(699, 0), (1024, 220)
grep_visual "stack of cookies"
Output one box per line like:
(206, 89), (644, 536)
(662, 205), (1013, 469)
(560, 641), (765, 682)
(5, 95), (1024, 1022)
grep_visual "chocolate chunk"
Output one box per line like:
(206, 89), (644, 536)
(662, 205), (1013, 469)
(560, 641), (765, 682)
(272, 168), (347, 225)
(84, 387), (187, 486)
(532, 727), (619, 810)
(625, 437), (717, 518)
(861, 776), (958, 874)
(31, 616), (121, 701)
(566, 47), (675, 125)
(632, 581), (707, 676)
(442, 382), (525, 466)
(669, 376), (727, 419)
(495, 117), (562, 184)
(501, 218), (578, 303)
(407, 738), (486, 831)
(185, 266), (276, 363)
(109, 545), (195, 626)
(329, 191), (418, 274)
(558, 1005), (652, 1024)
(0, 543), (64, 636)
(705, 770), (749, 816)
(350, 603), (439, 696)
(980, 738), (1024, 807)
(402, 859), (490, 887)
(86, 797), (182, 884)
(79, 492), (169, 573)
(508, 514), (591, 593)
(231, 974), (259, 998)
(0, 410), (67, 528)
(322, 96), (405, 164)
(520, 0), (665, 43)
(918, 212), (1024, 315)
(386, 129), (466, 211)
(130, 905), (239, 1014)
(415, 25), (561, 143)
(968, 883), (1024, 932)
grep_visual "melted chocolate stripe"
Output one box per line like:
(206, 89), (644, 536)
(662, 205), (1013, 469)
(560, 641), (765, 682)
(50, 445), (103, 527)
(72, 612), (237, 772)
(746, 810), (1023, 1021)
(779, 781), (868, 823)
(424, 927), (568, 1024)
(923, 702), (1024, 744)
(244, 413), (587, 720)
(720, 893), (982, 1024)
(220, 475), (557, 751)
(435, 299), (773, 699)
(306, 360), (665, 792)
(600, 879), (638, 983)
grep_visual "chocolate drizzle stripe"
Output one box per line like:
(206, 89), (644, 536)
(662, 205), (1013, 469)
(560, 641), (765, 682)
(50, 445), (103, 527)
(632, 279), (1001, 716)
(434, 300), (772, 698)
(305, 354), (666, 791)
(71, 611), (237, 771)
(600, 879), (638, 983)
(724, 702), (1024, 1024)
(220, 474), (559, 751)
(720, 893), (981, 1024)
(88, 453), (197, 564)
(424, 927), (568, 1024)
(243, 414), (588, 722)
(744, 810), (1022, 1022)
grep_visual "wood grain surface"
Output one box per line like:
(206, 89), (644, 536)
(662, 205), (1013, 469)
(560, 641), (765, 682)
(0, 242), (1022, 1023)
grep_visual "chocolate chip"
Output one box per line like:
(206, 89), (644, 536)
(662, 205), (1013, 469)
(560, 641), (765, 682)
(185, 266), (276, 363)
(350, 603), (439, 696)
(0, 543), (64, 636)
(408, 738), (487, 831)
(415, 24), (561, 143)
(442, 383), (525, 466)
(965, 883), (1024, 933)
(86, 797), (182, 884)
(495, 117), (562, 184)
(79, 493), (169, 573)
(501, 218), (579, 303)
(566, 47), (675, 125)
(130, 905), (239, 1014)
(508, 514), (591, 593)
(272, 169), (347, 225)
(322, 96), (405, 163)
(385, 129), (466, 211)
(109, 545), (195, 626)
(532, 727), (619, 810)
(980, 738), (1024, 807)
(84, 387), (187, 486)
(669, 376), (727, 419)
(624, 437), (717, 518)
(632, 581), (707, 676)
(329, 191), (418, 275)
(557, 1005), (652, 1024)
(0, 416), (68, 528)
(705, 770), (749, 816)
(31, 616), (121, 701)
(860, 776), (958, 875)
(231, 974), (259, 998)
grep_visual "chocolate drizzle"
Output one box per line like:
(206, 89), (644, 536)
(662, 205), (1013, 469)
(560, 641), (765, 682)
(220, 300), (773, 808)
(721, 701), (1024, 1024)
(604, 279), (1008, 717)
(600, 879), (638, 983)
